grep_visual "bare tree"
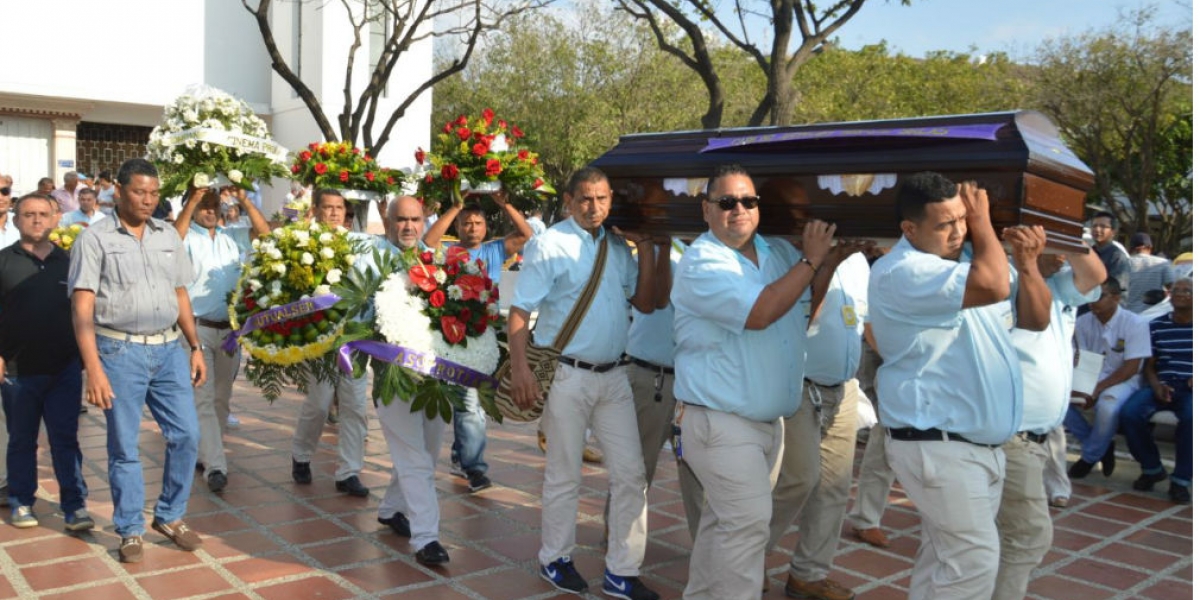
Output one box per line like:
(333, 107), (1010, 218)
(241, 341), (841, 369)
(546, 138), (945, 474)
(615, 0), (903, 127)
(243, 0), (550, 156)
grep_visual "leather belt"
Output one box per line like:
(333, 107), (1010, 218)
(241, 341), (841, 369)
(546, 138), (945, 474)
(627, 356), (674, 375)
(196, 318), (232, 330)
(1016, 431), (1049, 445)
(804, 378), (842, 389)
(887, 427), (1000, 449)
(95, 325), (180, 345)
(558, 356), (628, 373)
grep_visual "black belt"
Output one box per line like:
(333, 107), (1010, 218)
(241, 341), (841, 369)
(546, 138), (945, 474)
(196, 318), (231, 329)
(804, 378), (842, 389)
(558, 356), (628, 373)
(627, 356), (674, 375)
(887, 427), (1000, 449)
(1016, 431), (1048, 445)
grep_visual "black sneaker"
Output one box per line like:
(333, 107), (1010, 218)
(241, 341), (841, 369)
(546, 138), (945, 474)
(415, 540), (449, 565)
(292, 459), (312, 484)
(336, 475), (369, 497)
(1133, 471), (1168, 491)
(378, 512), (411, 537)
(467, 472), (492, 493)
(603, 569), (660, 600)
(1169, 482), (1191, 504)
(207, 471), (228, 493)
(541, 556), (588, 594)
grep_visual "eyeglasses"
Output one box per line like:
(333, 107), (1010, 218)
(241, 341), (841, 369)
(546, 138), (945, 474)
(0, 187), (10, 196)
(707, 195), (760, 211)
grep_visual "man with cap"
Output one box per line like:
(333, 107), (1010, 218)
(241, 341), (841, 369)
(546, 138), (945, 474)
(1125, 232), (1174, 314)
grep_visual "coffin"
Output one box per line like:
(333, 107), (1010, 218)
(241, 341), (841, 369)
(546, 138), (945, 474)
(591, 110), (1093, 252)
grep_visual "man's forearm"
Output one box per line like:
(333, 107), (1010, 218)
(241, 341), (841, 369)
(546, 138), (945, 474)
(72, 291), (103, 372)
(508, 308), (532, 363)
(629, 241), (657, 314)
(1014, 260), (1051, 331)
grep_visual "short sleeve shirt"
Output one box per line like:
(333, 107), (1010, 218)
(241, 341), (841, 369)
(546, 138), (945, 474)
(869, 237), (1022, 445)
(511, 218), (637, 364)
(803, 252), (870, 385)
(185, 223), (252, 321)
(1074, 306), (1152, 383)
(68, 216), (192, 334)
(672, 232), (807, 422)
(625, 240), (684, 367)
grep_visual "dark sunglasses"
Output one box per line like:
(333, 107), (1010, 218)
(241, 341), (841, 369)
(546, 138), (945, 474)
(707, 195), (760, 211)
(0, 187), (10, 196)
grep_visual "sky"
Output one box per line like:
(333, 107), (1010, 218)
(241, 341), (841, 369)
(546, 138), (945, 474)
(827, 0), (1192, 59)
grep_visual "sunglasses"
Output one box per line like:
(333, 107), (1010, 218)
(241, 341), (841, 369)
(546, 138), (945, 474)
(0, 187), (10, 196)
(707, 195), (760, 211)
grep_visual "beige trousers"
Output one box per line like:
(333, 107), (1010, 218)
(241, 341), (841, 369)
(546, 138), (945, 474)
(992, 435), (1053, 600)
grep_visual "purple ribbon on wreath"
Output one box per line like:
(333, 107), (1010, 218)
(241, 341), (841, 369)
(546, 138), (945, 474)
(221, 294), (342, 354)
(337, 339), (498, 389)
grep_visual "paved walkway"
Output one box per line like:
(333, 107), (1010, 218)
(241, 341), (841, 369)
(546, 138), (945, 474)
(0, 378), (1190, 599)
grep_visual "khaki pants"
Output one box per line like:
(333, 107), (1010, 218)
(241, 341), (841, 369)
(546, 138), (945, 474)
(846, 422), (896, 530)
(993, 435), (1053, 600)
(1042, 425), (1071, 501)
(189, 326), (240, 478)
(292, 371), (368, 481)
(768, 379), (860, 582)
(682, 405), (783, 600)
(376, 395), (444, 549)
(887, 437), (1005, 600)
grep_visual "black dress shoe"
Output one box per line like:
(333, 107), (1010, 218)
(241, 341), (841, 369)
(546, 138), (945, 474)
(292, 459), (312, 484)
(335, 475), (369, 497)
(415, 541), (449, 565)
(1068, 459), (1095, 479)
(1101, 442), (1116, 477)
(1168, 482), (1191, 504)
(207, 471), (228, 493)
(378, 512), (411, 537)
(1133, 471), (1168, 491)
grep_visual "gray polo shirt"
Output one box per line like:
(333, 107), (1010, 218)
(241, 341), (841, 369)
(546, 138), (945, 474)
(68, 216), (192, 335)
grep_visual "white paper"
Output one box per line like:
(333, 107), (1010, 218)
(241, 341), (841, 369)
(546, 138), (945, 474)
(1071, 349), (1103, 395)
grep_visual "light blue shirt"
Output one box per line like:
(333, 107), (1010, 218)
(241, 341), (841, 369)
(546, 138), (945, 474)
(626, 240), (684, 367)
(1011, 266), (1101, 434)
(512, 218), (637, 364)
(447, 238), (507, 283)
(673, 232), (807, 422)
(803, 252), (870, 385)
(185, 223), (252, 321)
(60, 209), (107, 227)
(869, 237), (1022, 445)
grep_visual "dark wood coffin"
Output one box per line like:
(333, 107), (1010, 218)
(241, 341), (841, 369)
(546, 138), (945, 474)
(591, 110), (1093, 252)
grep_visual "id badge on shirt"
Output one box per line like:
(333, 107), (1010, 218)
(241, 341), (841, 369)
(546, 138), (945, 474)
(841, 305), (857, 328)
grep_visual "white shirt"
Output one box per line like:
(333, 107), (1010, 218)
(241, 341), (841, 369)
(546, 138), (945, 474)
(0, 219), (18, 250)
(1074, 305), (1151, 384)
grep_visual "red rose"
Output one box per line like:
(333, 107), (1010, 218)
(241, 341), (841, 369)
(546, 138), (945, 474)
(320, 148), (329, 157)
(387, 176), (395, 185)
(441, 316), (466, 344)
(429, 289), (446, 308)
(517, 149), (530, 160)
(531, 157), (538, 165)
(314, 163), (328, 175)
(511, 125), (525, 138)
(534, 178), (545, 189)
(365, 171), (376, 182)
(420, 250), (434, 264)
(313, 311), (325, 322)
(364, 153), (372, 161)
(472, 143), (488, 157)
(497, 119), (508, 131)
(485, 158), (502, 177)
(415, 148), (426, 164)
(308, 142), (319, 150)
(456, 127), (471, 141)
(446, 262), (460, 276)
(474, 319), (488, 335)
(351, 147), (361, 155)
(482, 108), (495, 125)
(339, 170), (350, 182)
(455, 115), (468, 126)
(458, 308), (471, 322)
(425, 174), (434, 183)
(299, 150), (312, 162)
(442, 122), (453, 134)
(290, 164), (301, 174)
(442, 164), (459, 180)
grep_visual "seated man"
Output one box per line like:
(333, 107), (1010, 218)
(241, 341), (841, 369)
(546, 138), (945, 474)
(1120, 278), (1192, 503)
(1065, 277), (1151, 478)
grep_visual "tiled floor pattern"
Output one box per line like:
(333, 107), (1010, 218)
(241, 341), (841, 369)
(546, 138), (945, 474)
(0, 378), (1190, 599)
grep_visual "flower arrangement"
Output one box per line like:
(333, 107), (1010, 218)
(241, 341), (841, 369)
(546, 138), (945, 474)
(415, 108), (554, 211)
(48, 223), (85, 251)
(335, 245), (503, 421)
(147, 84), (290, 196)
(226, 221), (363, 399)
(290, 141), (403, 199)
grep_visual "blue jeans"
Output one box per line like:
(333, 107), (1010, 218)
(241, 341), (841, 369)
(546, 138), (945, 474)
(1120, 384), (1192, 485)
(99, 336), (199, 537)
(450, 387), (488, 476)
(2, 358), (87, 513)
(1064, 379), (1139, 463)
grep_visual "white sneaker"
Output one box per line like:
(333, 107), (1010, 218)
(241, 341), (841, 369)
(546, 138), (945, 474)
(226, 414), (241, 429)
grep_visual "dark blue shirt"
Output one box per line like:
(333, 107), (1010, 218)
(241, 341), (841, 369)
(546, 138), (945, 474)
(1148, 313), (1192, 384)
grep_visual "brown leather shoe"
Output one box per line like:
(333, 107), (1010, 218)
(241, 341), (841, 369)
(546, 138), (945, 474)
(152, 519), (203, 551)
(853, 526), (890, 548)
(785, 575), (855, 600)
(537, 430), (547, 454)
(582, 445), (604, 464)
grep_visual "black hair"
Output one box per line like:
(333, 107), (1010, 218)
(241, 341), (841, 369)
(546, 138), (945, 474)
(116, 158), (159, 186)
(312, 189), (346, 209)
(706, 164), (751, 199)
(14, 192), (58, 214)
(1091, 211), (1117, 224)
(895, 171), (957, 224)
(1100, 276), (1124, 296)
(565, 166), (608, 197)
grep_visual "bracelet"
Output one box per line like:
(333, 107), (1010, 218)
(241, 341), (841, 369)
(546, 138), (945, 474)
(799, 257), (819, 272)
(190, 345), (202, 353)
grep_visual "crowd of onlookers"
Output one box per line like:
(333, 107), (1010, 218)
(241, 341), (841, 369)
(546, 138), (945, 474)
(0, 163), (1190, 600)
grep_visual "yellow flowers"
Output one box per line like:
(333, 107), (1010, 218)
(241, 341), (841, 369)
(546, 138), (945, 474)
(49, 223), (85, 251)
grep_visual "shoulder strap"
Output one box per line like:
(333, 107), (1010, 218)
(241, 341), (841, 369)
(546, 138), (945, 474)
(550, 233), (610, 351)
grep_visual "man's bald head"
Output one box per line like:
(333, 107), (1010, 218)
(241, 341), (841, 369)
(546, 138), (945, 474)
(387, 196), (426, 249)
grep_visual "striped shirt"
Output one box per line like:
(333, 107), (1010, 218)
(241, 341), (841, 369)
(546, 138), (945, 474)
(1125, 253), (1174, 313)
(1148, 313), (1192, 384)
